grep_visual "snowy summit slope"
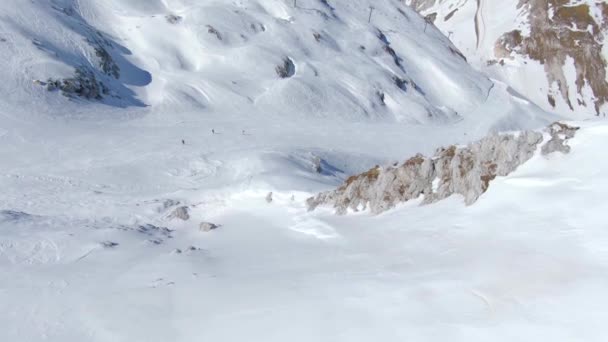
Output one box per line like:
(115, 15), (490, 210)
(2, 0), (606, 341)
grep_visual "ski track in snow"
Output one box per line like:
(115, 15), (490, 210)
(474, 0), (486, 50)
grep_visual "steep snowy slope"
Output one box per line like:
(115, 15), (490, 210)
(406, 0), (608, 117)
(0, 0), (547, 126)
(0, 0), (553, 230)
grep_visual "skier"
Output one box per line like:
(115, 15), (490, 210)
(212, 129), (215, 134)
(181, 139), (185, 145)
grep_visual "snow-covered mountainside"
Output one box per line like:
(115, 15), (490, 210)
(0, 0), (547, 126)
(1, 0), (607, 341)
(406, 0), (608, 117)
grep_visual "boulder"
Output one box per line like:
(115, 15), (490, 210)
(169, 206), (190, 221)
(541, 122), (580, 155)
(200, 222), (220, 232)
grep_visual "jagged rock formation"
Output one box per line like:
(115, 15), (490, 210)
(307, 123), (578, 214)
(168, 206), (190, 221)
(46, 67), (110, 100)
(87, 32), (121, 80)
(200, 222), (220, 232)
(45, 32), (120, 101)
(541, 122), (580, 155)
(495, 1), (608, 115)
(21, 2), (151, 106)
(405, 0), (608, 116)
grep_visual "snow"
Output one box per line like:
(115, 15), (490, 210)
(3, 121), (608, 341)
(0, 0), (606, 341)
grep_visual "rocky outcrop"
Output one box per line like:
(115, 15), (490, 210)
(307, 123), (578, 214)
(168, 206), (190, 221)
(33, 6), (136, 104)
(275, 57), (296, 78)
(46, 67), (110, 100)
(407, 0), (440, 12)
(495, 1), (608, 115)
(404, 0), (608, 116)
(41, 29), (119, 101)
(82, 33), (121, 81)
(541, 122), (580, 155)
(200, 222), (220, 232)
(207, 25), (223, 41)
(165, 14), (183, 24)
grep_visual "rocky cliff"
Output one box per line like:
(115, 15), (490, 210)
(307, 122), (579, 214)
(405, 0), (608, 116)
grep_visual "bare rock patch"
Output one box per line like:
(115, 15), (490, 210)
(307, 123), (579, 214)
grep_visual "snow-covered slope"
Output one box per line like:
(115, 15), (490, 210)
(2, 0), (606, 341)
(0, 0), (553, 230)
(0, 0), (547, 126)
(2, 120), (608, 341)
(406, 0), (608, 117)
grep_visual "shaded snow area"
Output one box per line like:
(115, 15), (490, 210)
(0, 0), (607, 341)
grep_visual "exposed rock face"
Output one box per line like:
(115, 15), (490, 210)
(495, 1), (608, 115)
(46, 67), (110, 100)
(169, 206), (190, 221)
(43, 30), (120, 101)
(33, 6), (127, 103)
(407, 0), (440, 12)
(275, 57), (295, 78)
(160, 199), (180, 212)
(266, 192), (274, 203)
(88, 32), (121, 80)
(135, 224), (174, 239)
(207, 25), (222, 41)
(404, 0), (608, 116)
(165, 14), (183, 24)
(541, 122), (580, 155)
(200, 222), (220, 232)
(307, 123), (578, 215)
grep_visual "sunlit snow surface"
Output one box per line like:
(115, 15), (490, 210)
(1, 0), (606, 341)
(2, 121), (608, 341)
